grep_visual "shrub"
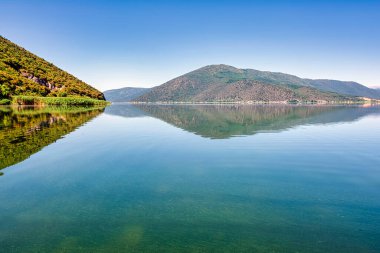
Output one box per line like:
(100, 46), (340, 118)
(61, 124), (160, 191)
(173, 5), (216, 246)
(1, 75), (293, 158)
(0, 99), (11, 105)
(12, 96), (110, 106)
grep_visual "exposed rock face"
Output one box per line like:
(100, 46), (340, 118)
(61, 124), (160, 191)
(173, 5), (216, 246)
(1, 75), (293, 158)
(20, 71), (60, 91)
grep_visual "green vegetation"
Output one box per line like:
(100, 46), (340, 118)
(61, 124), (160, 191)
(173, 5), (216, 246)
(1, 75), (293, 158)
(12, 95), (109, 106)
(0, 105), (106, 115)
(0, 36), (105, 101)
(0, 98), (11, 105)
(0, 106), (104, 171)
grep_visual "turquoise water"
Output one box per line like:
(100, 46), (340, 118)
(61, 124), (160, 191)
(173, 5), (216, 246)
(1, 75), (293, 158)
(1, 104), (380, 252)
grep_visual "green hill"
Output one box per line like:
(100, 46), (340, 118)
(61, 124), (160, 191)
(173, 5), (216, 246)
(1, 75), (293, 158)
(134, 65), (363, 103)
(0, 36), (104, 101)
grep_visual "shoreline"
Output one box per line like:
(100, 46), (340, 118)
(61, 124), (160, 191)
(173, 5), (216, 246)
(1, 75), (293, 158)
(127, 99), (380, 105)
(6, 96), (110, 106)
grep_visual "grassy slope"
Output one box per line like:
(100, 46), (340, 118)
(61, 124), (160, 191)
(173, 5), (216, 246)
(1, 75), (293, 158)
(0, 36), (105, 100)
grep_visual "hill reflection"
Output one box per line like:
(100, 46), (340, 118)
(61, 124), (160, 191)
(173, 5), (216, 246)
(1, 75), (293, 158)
(0, 106), (104, 172)
(106, 104), (380, 139)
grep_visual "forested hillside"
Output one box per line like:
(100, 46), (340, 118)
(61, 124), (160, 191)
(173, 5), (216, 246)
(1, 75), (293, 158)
(0, 36), (104, 100)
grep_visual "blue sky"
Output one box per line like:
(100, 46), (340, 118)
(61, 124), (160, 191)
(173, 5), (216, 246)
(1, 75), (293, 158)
(1, 0), (379, 91)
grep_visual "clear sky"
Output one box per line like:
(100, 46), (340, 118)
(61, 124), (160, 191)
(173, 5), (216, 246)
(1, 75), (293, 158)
(1, 0), (379, 91)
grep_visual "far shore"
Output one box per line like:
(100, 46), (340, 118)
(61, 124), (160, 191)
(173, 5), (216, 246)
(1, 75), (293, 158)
(127, 99), (380, 105)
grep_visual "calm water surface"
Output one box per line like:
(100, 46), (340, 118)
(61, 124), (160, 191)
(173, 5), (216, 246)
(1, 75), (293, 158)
(0, 104), (380, 252)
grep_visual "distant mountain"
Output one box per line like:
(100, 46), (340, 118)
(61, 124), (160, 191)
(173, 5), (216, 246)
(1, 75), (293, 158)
(306, 79), (380, 99)
(104, 87), (150, 102)
(0, 36), (104, 100)
(132, 65), (379, 103)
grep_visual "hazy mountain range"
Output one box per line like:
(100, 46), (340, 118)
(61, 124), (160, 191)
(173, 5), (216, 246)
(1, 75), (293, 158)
(104, 65), (380, 102)
(104, 87), (150, 102)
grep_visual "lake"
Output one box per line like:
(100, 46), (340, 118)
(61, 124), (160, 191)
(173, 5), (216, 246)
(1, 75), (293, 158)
(1, 104), (380, 252)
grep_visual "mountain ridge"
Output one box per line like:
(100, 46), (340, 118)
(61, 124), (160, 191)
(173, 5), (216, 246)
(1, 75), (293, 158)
(131, 64), (378, 103)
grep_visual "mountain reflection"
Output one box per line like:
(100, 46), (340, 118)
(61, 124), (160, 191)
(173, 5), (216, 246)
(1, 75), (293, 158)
(0, 106), (104, 172)
(106, 104), (380, 139)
